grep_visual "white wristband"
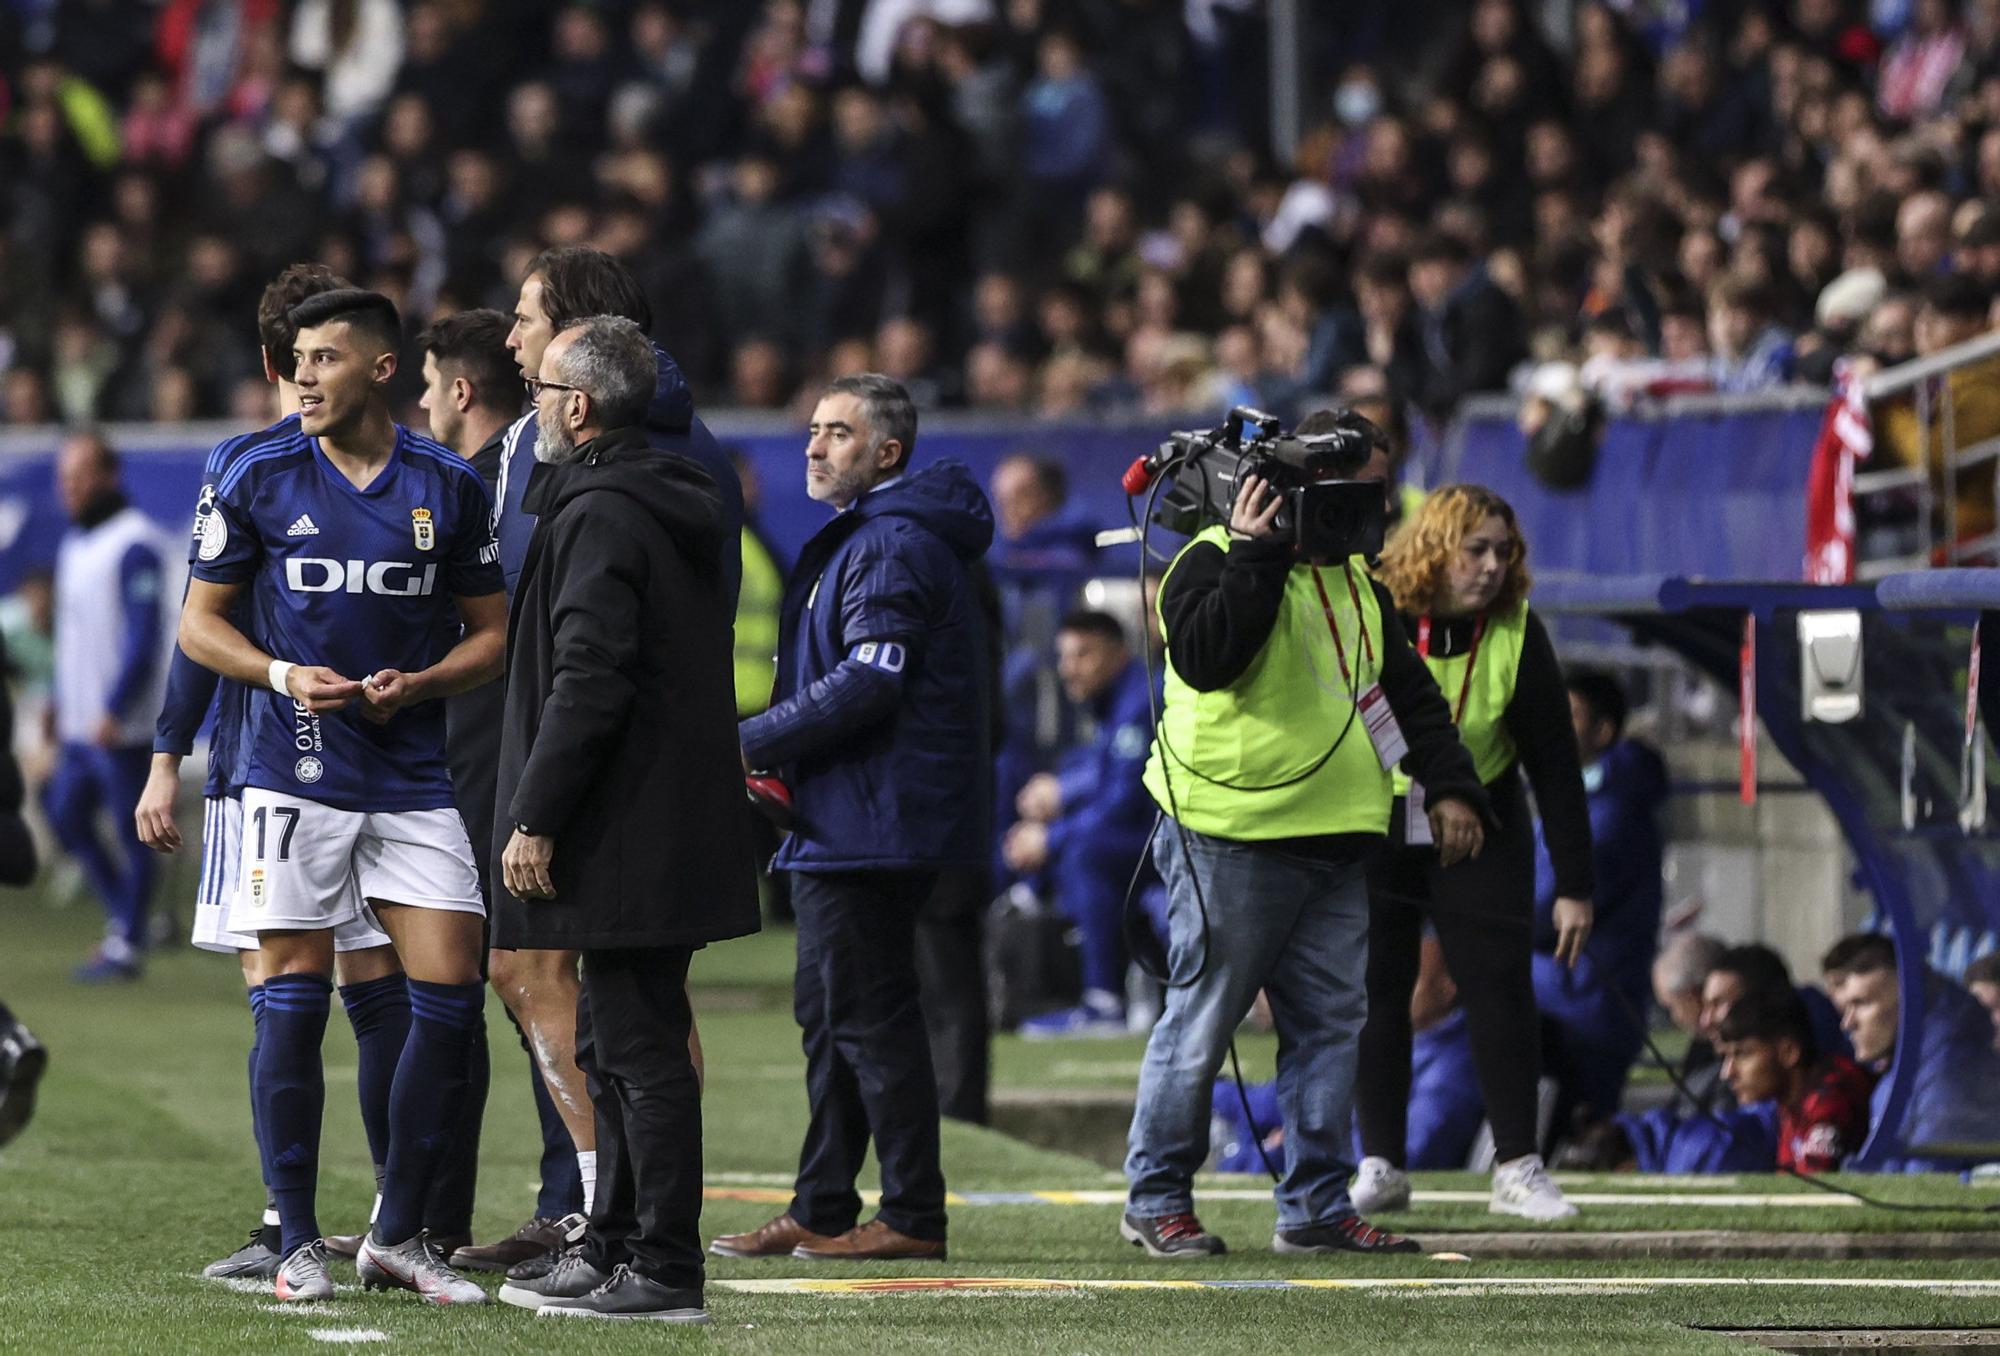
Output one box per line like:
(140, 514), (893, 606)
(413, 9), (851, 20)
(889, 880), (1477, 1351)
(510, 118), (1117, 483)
(268, 660), (295, 697)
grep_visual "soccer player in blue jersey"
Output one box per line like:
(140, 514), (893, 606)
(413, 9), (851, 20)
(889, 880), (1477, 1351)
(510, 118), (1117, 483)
(179, 289), (506, 1306)
(137, 264), (424, 1282)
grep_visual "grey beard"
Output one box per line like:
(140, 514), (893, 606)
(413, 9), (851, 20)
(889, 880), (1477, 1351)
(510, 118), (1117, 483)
(534, 408), (586, 464)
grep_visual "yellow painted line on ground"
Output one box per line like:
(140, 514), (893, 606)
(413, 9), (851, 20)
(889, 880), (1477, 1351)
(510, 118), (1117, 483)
(716, 1276), (2000, 1297)
(705, 1187), (1859, 1208)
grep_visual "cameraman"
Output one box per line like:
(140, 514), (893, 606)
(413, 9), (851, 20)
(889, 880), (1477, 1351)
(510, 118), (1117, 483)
(1123, 411), (1489, 1258)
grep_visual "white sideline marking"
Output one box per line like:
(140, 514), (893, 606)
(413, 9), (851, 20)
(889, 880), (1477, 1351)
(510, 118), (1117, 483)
(716, 1276), (2000, 1297)
(307, 1330), (389, 1344)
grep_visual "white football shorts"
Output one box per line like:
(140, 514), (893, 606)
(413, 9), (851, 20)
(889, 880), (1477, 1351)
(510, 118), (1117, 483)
(191, 795), (393, 953)
(222, 787), (484, 938)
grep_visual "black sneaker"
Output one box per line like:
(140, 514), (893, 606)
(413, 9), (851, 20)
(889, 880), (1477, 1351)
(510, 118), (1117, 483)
(1274, 1215), (1421, 1255)
(0, 1016), (47, 1148)
(202, 1227), (283, 1281)
(537, 1265), (709, 1324)
(1119, 1210), (1226, 1258)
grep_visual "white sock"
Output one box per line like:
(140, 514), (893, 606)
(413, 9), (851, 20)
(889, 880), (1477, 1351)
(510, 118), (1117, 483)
(368, 1191), (382, 1223)
(577, 1151), (597, 1215)
(262, 1207), (281, 1228)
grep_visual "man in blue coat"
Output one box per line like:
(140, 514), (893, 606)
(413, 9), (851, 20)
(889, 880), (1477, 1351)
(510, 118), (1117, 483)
(1004, 609), (1158, 1036)
(1822, 933), (2000, 1172)
(715, 374), (994, 1265)
(1534, 670), (1666, 1125)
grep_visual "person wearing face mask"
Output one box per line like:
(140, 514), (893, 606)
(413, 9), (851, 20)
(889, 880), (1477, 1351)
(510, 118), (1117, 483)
(1352, 486), (1594, 1222)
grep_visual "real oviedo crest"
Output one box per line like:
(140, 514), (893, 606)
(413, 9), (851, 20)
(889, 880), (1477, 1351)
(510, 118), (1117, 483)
(412, 506), (435, 552)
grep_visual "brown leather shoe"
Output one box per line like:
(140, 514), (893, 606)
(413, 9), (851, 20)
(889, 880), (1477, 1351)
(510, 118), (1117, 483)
(790, 1218), (947, 1262)
(709, 1213), (834, 1259)
(450, 1215), (578, 1273)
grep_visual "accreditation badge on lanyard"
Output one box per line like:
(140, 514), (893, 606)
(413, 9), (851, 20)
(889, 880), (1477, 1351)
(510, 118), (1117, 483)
(1310, 566), (1406, 771)
(1405, 614), (1486, 847)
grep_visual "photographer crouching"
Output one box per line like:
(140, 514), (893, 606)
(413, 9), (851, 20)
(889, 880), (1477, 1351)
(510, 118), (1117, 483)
(1123, 408), (1490, 1258)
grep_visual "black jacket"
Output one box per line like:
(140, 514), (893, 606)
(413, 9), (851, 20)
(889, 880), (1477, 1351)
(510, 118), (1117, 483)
(445, 424), (506, 900)
(492, 425), (760, 951)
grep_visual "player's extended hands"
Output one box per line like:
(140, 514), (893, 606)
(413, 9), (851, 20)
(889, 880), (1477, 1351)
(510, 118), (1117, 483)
(503, 828), (556, 901)
(1552, 896), (1594, 968)
(286, 665), (364, 714)
(1427, 796), (1485, 867)
(358, 669), (421, 724)
(135, 754), (182, 853)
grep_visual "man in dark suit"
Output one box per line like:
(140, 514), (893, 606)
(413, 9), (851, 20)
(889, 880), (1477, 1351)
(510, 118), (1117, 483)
(491, 315), (758, 1323)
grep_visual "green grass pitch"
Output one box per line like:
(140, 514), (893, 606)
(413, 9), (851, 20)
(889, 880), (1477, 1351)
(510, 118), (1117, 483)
(4, 873), (1999, 1354)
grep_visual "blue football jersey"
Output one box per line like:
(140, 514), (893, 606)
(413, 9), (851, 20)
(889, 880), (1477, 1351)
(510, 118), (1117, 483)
(161, 414), (303, 798)
(191, 425), (502, 812)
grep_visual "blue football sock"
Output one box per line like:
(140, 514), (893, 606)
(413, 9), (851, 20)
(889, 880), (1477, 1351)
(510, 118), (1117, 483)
(247, 984), (282, 1251)
(375, 979), (483, 1245)
(339, 973), (412, 1173)
(257, 973), (332, 1258)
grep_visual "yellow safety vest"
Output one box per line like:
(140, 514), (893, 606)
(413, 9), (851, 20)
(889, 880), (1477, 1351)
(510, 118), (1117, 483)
(734, 529), (784, 717)
(1144, 526), (1393, 840)
(1392, 600), (1528, 793)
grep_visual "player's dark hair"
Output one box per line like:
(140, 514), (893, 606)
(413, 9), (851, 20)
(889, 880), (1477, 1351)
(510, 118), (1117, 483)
(1567, 667), (1629, 740)
(1058, 610), (1129, 647)
(419, 309), (518, 411)
(1714, 943), (1794, 999)
(1716, 986), (1818, 1066)
(259, 263), (352, 380)
(527, 246), (653, 334)
(1821, 932), (1896, 981)
(1967, 951), (2000, 987)
(288, 288), (402, 356)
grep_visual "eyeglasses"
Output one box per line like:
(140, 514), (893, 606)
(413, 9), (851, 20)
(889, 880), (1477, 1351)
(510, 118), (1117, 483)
(525, 377), (586, 401)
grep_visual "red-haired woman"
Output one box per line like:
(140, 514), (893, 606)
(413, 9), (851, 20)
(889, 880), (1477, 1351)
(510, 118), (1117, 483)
(1353, 485), (1595, 1221)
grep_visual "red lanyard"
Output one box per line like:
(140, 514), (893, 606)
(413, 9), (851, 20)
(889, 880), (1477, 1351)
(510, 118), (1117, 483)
(1417, 615), (1486, 724)
(1309, 565), (1375, 684)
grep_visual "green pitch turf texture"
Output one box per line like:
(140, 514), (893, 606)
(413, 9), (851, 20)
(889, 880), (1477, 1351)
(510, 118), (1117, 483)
(4, 877), (1999, 1354)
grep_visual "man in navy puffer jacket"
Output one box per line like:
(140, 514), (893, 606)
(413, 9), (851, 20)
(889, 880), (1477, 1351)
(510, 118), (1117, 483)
(716, 374), (993, 1265)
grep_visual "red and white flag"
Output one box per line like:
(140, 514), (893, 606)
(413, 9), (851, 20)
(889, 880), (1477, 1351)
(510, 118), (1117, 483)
(1803, 363), (1874, 584)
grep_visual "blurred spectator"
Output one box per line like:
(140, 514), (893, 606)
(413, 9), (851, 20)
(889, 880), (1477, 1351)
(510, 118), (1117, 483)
(289, 0), (404, 126)
(1004, 610), (1156, 1038)
(1822, 933), (2000, 1172)
(986, 452), (1097, 880)
(45, 434), (174, 983)
(1706, 273), (1796, 392)
(1874, 271), (2000, 546)
(1965, 952), (2000, 1049)
(1534, 669), (1667, 1130)
(1408, 231), (1526, 416)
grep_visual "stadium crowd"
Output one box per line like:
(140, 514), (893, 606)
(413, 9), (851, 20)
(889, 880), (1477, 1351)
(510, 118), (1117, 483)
(14, 0), (2000, 432)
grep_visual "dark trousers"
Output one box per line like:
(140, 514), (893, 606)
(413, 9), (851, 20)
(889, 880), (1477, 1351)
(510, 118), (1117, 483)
(789, 869), (947, 1242)
(915, 866), (991, 1125)
(576, 946), (702, 1292)
(43, 743), (153, 950)
(1357, 797), (1542, 1167)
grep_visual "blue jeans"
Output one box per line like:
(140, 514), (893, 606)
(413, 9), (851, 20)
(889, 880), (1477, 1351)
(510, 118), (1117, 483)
(1125, 826), (1370, 1231)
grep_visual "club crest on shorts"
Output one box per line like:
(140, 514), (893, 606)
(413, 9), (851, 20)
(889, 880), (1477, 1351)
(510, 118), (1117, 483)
(248, 866), (266, 908)
(411, 506), (435, 552)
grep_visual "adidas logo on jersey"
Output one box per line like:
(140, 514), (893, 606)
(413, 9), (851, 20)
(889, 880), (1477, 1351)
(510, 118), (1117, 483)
(286, 515), (320, 537)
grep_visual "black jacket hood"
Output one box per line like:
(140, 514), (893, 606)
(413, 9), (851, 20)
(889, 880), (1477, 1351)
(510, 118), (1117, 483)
(527, 425), (722, 570)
